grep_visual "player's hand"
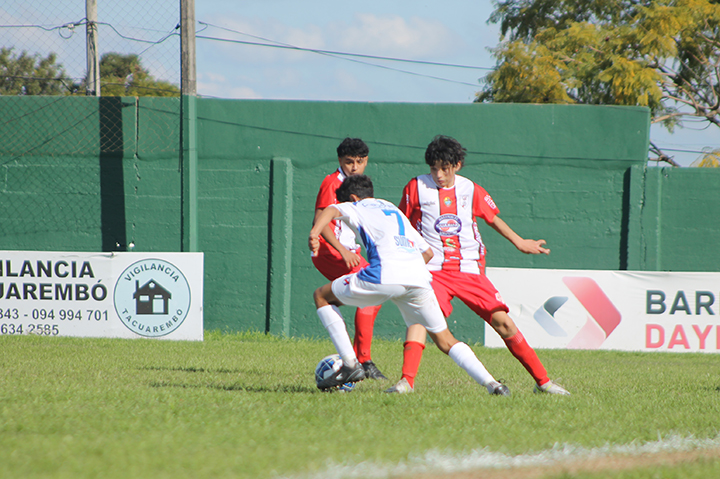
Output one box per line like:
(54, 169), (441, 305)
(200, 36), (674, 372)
(517, 239), (550, 255)
(340, 249), (362, 269)
(308, 233), (320, 256)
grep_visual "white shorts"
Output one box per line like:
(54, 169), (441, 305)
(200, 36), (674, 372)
(331, 273), (448, 333)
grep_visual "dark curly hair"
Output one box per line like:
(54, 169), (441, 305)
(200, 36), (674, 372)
(337, 138), (369, 158)
(424, 135), (466, 168)
(336, 174), (374, 203)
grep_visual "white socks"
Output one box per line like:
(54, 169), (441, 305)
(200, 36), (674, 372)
(448, 342), (495, 387)
(316, 305), (358, 368)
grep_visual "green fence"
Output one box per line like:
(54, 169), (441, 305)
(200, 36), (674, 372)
(1, 96), (718, 342)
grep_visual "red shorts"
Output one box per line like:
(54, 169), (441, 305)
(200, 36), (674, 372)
(312, 249), (369, 281)
(430, 269), (509, 323)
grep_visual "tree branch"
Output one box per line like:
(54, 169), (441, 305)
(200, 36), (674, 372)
(649, 142), (681, 167)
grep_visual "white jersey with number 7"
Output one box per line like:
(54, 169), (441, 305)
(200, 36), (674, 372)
(332, 198), (432, 288)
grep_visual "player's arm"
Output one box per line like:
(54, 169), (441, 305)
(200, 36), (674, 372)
(489, 216), (550, 255)
(421, 247), (434, 264)
(310, 206), (341, 255)
(312, 207), (361, 267)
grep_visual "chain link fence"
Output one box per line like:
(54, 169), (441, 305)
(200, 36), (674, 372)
(2, 0), (180, 97)
(0, 0), (182, 244)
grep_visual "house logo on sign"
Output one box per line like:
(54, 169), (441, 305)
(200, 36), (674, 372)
(134, 280), (171, 315)
(114, 259), (191, 338)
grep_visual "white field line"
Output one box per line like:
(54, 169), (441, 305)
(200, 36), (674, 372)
(285, 434), (720, 479)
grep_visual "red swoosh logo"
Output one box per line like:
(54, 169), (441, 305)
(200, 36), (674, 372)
(563, 277), (622, 349)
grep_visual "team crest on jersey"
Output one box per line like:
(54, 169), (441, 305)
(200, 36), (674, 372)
(434, 214), (462, 236)
(443, 196), (453, 207)
(459, 195), (469, 209)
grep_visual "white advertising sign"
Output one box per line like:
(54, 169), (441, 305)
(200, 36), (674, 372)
(0, 251), (203, 341)
(485, 268), (720, 353)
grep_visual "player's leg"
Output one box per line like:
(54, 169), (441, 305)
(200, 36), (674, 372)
(316, 275), (402, 388)
(391, 287), (509, 396)
(384, 323), (426, 393)
(353, 305), (386, 379)
(490, 310), (570, 395)
(313, 283), (361, 372)
(348, 258), (385, 379)
(387, 276), (454, 392)
(490, 309), (546, 383)
(445, 271), (568, 394)
(315, 252), (385, 379)
(427, 329), (509, 395)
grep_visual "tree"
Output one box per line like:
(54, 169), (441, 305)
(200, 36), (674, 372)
(690, 148), (720, 167)
(0, 47), (75, 95)
(98, 53), (179, 97)
(478, 0), (720, 166)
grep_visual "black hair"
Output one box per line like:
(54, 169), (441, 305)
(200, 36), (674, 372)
(424, 135), (466, 168)
(336, 174), (374, 202)
(337, 138), (369, 158)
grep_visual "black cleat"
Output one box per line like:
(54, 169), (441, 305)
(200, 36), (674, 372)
(361, 360), (388, 380)
(488, 381), (511, 396)
(317, 362), (366, 390)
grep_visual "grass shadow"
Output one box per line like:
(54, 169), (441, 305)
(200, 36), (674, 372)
(139, 366), (240, 374)
(148, 381), (315, 394)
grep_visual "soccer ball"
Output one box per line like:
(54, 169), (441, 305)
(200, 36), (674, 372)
(315, 354), (355, 393)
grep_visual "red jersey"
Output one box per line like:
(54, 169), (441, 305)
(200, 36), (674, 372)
(314, 168), (361, 257)
(399, 174), (499, 274)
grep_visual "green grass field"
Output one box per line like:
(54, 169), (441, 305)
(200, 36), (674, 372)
(1, 331), (719, 479)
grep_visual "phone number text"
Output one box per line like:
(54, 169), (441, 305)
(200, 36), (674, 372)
(0, 308), (110, 335)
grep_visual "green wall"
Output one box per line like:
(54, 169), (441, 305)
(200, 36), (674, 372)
(1, 96), (718, 342)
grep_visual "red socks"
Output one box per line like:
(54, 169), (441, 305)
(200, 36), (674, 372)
(503, 331), (549, 386)
(401, 341), (425, 388)
(353, 305), (381, 363)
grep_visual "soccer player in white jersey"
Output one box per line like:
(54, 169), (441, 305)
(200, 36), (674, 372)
(309, 174), (510, 395)
(392, 135), (570, 395)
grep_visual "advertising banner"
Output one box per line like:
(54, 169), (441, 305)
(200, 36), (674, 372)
(485, 268), (720, 353)
(0, 251), (203, 341)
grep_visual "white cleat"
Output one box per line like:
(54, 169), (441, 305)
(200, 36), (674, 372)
(384, 377), (414, 394)
(487, 381), (511, 396)
(534, 380), (571, 395)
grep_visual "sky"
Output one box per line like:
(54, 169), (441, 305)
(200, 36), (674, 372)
(1, 0), (716, 166)
(191, 0), (716, 167)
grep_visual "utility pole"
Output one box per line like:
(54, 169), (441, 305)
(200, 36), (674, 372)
(181, 0), (196, 95)
(180, 0), (198, 252)
(85, 0), (100, 96)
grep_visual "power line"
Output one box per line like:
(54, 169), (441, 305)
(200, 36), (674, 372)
(0, 20), (177, 46)
(656, 147), (710, 154)
(196, 21), (489, 88)
(196, 34), (482, 88)
(198, 21), (492, 71)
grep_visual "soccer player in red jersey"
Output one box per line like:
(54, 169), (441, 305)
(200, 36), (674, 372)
(387, 135), (570, 395)
(311, 138), (386, 380)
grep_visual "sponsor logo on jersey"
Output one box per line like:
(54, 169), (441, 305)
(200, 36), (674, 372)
(434, 214), (462, 236)
(395, 236), (417, 253)
(484, 194), (497, 210)
(443, 237), (458, 252)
